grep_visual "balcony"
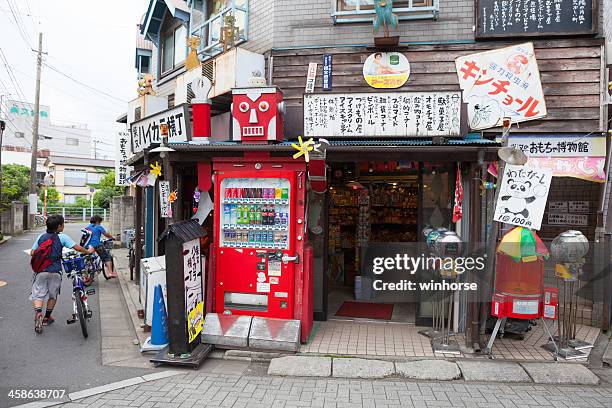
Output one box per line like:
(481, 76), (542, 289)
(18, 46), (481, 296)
(333, 0), (439, 24)
(190, 0), (248, 60)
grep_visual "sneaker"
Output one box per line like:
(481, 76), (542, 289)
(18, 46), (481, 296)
(43, 316), (55, 326)
(34, 312), (43, 334)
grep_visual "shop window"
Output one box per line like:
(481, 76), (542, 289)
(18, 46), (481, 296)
(64, 168), (87, 187)
(334, 0), (438, 23)
(190, 0), (248, 59)
(161, 24), (188, 74)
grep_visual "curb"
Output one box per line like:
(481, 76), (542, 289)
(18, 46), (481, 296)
(12, 371), (184, 408)
(0, 236), (12, 246)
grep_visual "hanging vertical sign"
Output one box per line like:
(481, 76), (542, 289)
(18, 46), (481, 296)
(493, 164), (553, 230)
(323, 55), (333, 91)
(183, 238), (204, 343)
(115, 131), (132, 186)
(159, 180), (172, 218)
(305, 62), (318, 93)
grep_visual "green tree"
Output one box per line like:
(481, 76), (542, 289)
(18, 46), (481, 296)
(0, 164), (30, 208)
(93, 170), (124, 209)
(41, 187), (60, 205)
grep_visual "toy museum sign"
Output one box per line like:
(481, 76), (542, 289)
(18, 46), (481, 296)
(304, 92), (462, 138)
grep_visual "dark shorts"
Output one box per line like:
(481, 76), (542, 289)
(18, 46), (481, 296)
(95, 246), (111, 263)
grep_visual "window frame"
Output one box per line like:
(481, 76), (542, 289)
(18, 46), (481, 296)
(66, 137), (79, 146)
(332, 0), (439, 24)
(63, 168), (87, 187)
(160, 18), (188, 77)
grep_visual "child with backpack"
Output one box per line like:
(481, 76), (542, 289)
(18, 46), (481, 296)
(30, 214), (94, 334)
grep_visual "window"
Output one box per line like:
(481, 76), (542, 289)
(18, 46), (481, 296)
(86, 172), (104, 185)
(63, 194), (86, 205)
(66, 138), (79, 146)
(190, 0), (248, 59)
(161, 24), (188, 73)
(138, 54), (151, 75)
(15, 131), (24, 138)
(334, 0), (438, 23)
(64, 168), (87, 186)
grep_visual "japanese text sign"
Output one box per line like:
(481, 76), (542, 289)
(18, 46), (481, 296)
(507, 134), (607, 182)
(494, 164), (553, 230)
(130, 104), (190, 153)
(305, 63), (318, 94)
(455, 43), (547, 130)
(476, 0), (596, 38)
(115, 131), (133, 187)
(159, 181), (171, 218)
(304, 92), (461, 138)
(183, 239), (204, 343)
(323, 55), (333, 91)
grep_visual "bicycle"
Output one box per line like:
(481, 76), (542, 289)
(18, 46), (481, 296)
(34, 214), (46, 228)
(81, 238), (115, 286)
(125, 229), (135, 279)
(61, 251), (95, 338)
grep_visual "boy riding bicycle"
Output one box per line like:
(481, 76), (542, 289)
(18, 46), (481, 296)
(30, 215), (94, 333)
(82, 215), (117, 279)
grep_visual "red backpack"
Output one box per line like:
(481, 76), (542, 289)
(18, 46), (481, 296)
(31, 234), (59, 273)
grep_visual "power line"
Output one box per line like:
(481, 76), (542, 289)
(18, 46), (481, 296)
(43, 63), (127, 104)
(5, 0), (33, 49)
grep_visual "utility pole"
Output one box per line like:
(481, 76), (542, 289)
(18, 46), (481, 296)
(93, 139), (98, 159)
(29, 33), (43, 218)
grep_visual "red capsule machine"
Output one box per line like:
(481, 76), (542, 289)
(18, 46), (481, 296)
(485, 253), (558, 353)
(212, 155), (312, 342)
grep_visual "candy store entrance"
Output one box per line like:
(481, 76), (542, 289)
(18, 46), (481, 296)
(324, 161), (454, 325)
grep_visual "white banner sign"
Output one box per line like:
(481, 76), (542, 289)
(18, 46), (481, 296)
(115, 131), (133, 186)
(304, 92), (461, 138)
(494, 164), (553, 230)
(130, 104), (190, 153)
(159, 181), (171, 218)
(507, 135), (605, 158)
(455, 42), (547, 130)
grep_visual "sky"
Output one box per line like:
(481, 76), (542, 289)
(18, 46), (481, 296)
(0, 0), (149, 160)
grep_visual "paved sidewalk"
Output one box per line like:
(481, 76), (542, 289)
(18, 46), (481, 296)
(54, 371), (612, 408)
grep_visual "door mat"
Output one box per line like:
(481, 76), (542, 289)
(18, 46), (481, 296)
(335, 301), (394, 320)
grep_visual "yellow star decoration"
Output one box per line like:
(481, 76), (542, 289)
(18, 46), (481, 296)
(291, 136), (315, 162)
(168, 190), (178, 203)
(150, 161), (162, 179)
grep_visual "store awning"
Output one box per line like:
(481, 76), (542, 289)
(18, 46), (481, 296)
(161, 139), (501, 163)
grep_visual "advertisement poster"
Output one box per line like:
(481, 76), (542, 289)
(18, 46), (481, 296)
(506, 134), (606, 182)
(115, 131), (132, 186)
(455, 42), (547, 130)
(363, 52), (410, 89)
(304, 92), (461, 138)
(305, 62), (317, 93)
(183, 239), (204, 343)
(493, 164), (553, 230)
(159, 181), (171, 218)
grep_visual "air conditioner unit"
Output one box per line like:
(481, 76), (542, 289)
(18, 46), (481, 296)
(174, 48), (265, 105)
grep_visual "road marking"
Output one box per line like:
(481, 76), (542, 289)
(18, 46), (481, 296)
(0, 281), (7, 287)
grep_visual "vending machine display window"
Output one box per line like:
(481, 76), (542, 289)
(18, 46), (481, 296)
(220, 178), (291, 250)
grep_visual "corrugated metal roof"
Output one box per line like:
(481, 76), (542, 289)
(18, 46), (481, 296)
(169, 138), (499, 150)
(159, 220), (207, 243)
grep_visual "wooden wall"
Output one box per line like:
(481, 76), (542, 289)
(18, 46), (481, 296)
(271, 38), (605, 134)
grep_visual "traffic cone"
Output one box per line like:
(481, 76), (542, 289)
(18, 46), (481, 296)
(140, 284), (169, 352)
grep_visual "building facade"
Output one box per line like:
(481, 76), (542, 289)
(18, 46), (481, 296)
(126, 0), (611, 352)
(45, 156), (114, 204)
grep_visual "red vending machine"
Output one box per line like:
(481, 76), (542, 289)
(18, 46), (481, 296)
(212, 155), (309, 323)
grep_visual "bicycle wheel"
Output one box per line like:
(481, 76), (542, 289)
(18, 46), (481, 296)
(75, 291), (88, 338)
(102, 255), (115, 280)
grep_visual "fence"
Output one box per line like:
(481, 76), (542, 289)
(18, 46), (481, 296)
(46, 207), (109, 222)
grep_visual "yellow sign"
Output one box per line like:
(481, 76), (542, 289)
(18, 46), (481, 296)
(187, 301), (204, 343)
(363, 52), (410, 89)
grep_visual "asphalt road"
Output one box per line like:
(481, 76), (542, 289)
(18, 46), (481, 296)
(0, 223), (150, 408)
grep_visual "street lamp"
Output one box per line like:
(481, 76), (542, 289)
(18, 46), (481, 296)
(149, 123), (175, 158)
